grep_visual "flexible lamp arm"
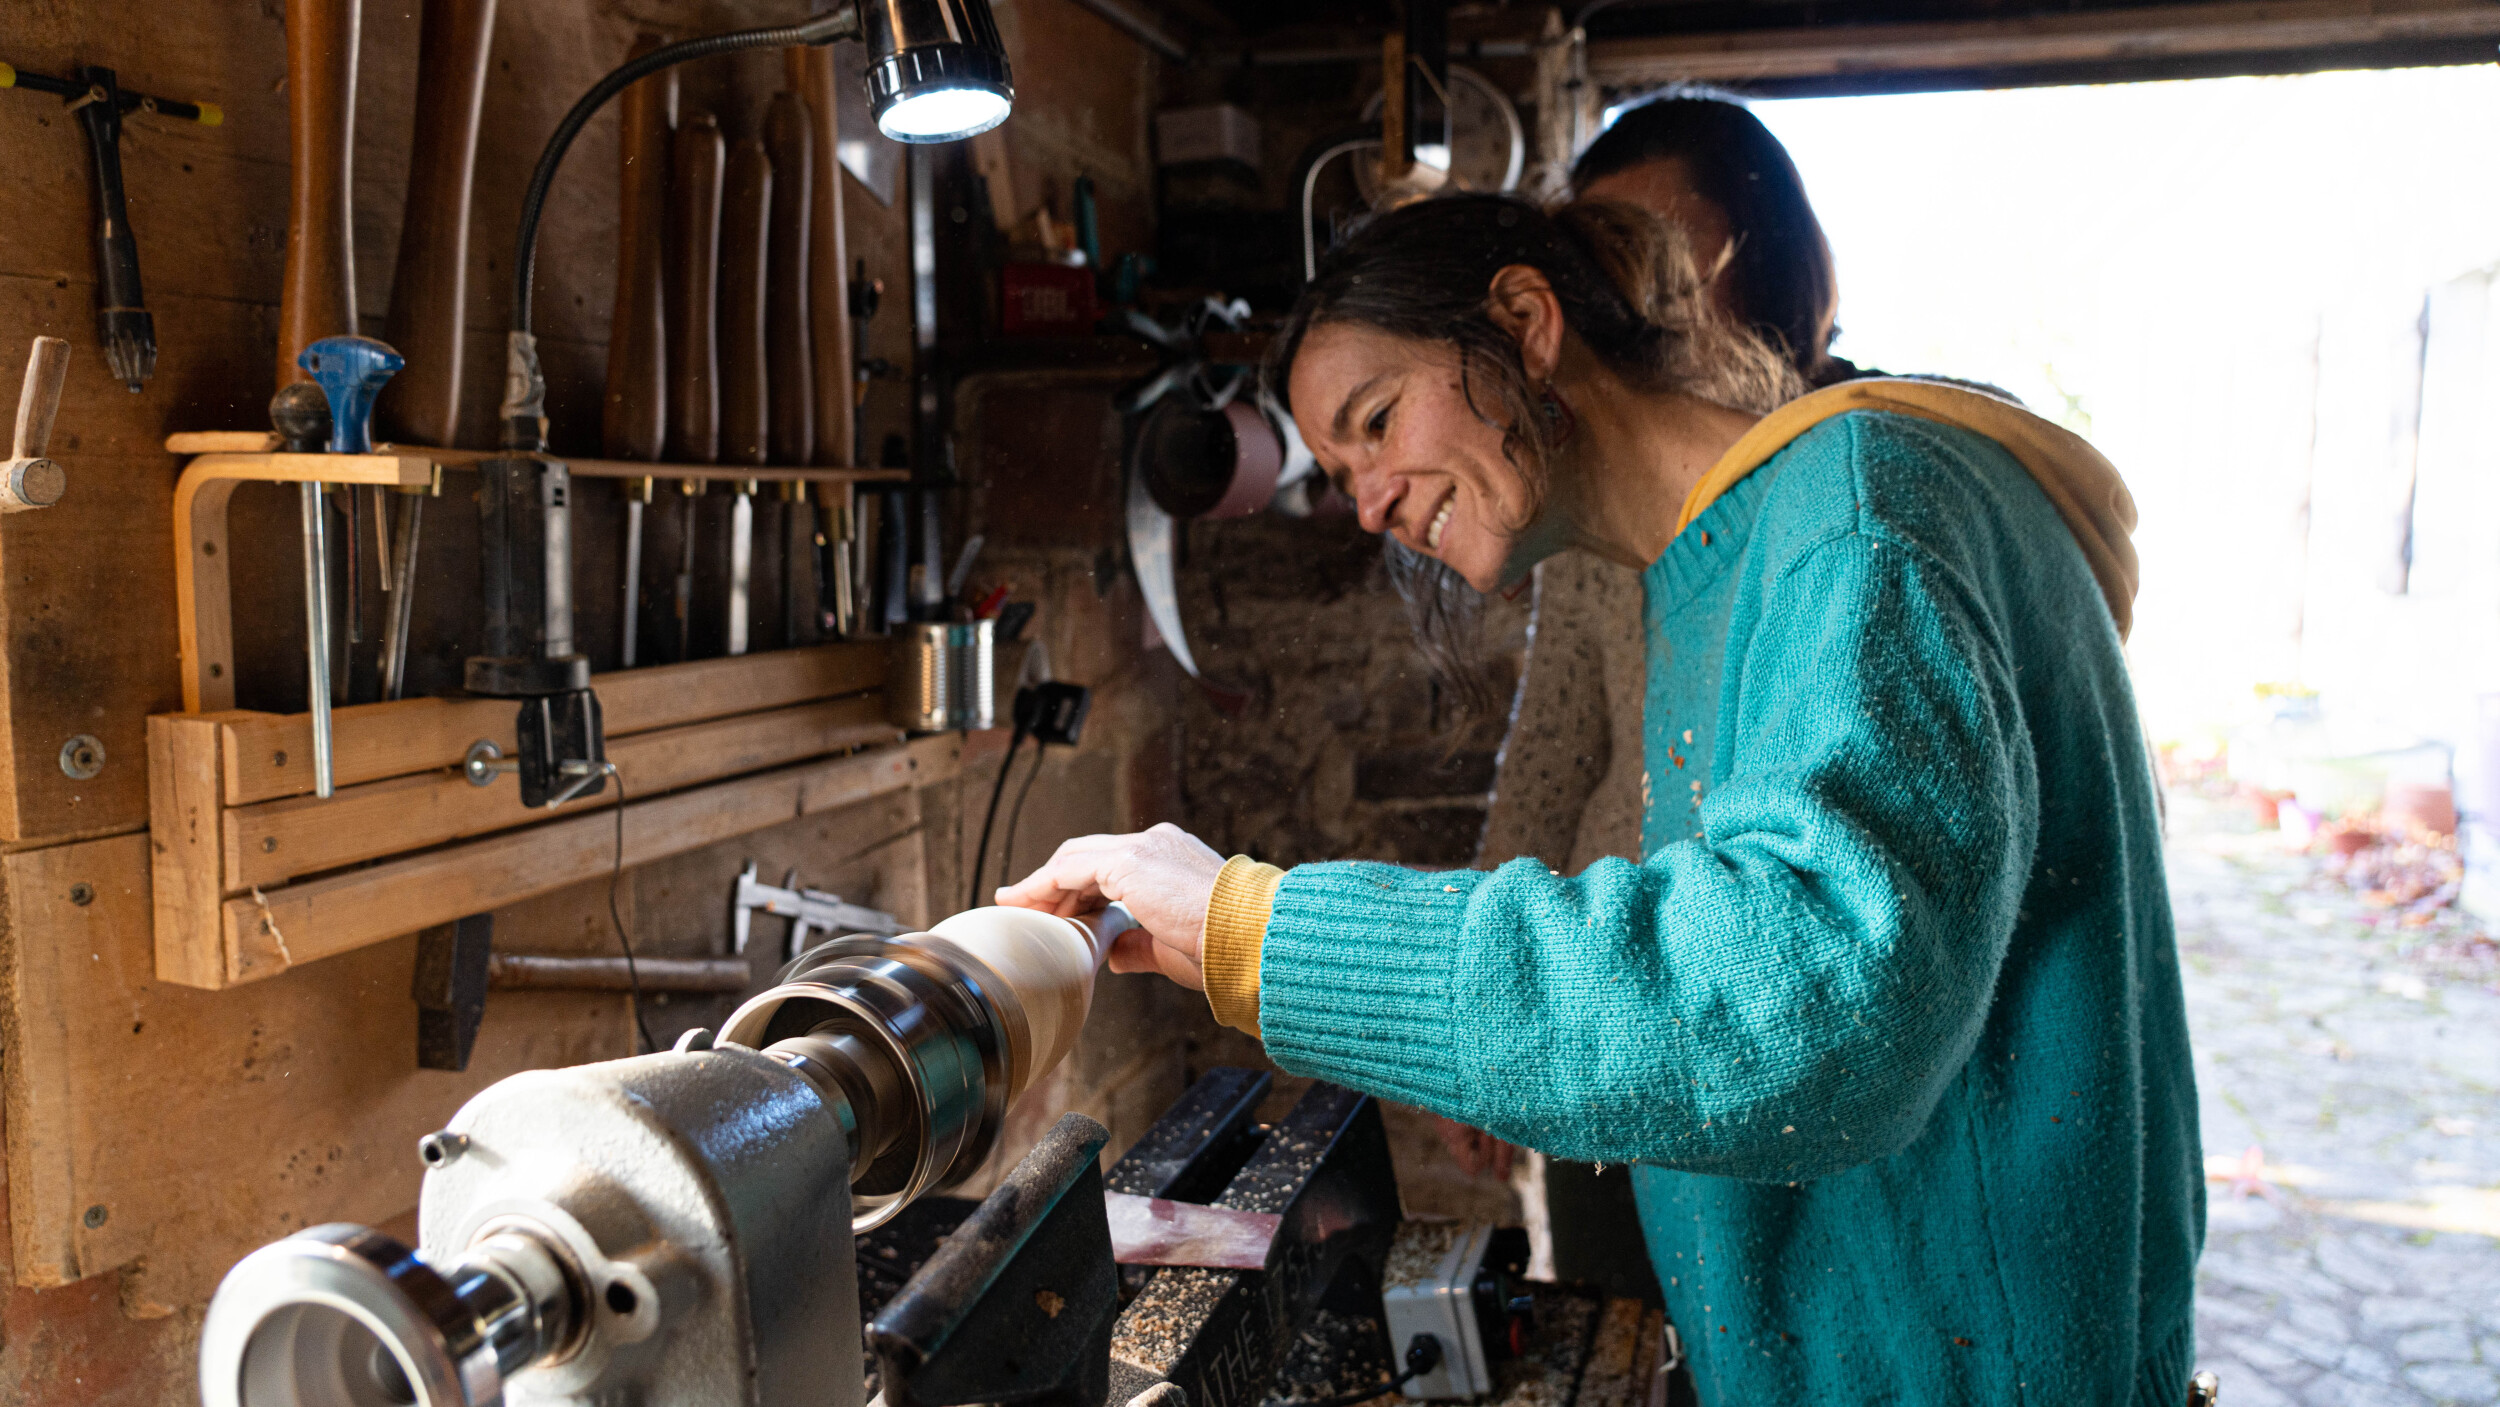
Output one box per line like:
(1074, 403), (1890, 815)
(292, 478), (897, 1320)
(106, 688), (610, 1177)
(500, 7), (862, 447)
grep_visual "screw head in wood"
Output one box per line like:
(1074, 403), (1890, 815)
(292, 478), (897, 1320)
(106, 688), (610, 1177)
(82, 1204), (107, 1228)
(68, 883), (93, 906)
(58, 733), (103, 779)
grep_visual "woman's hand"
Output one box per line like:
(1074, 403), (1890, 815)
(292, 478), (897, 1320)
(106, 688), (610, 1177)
(995, 823), (1226, 991)
(1434, 1116), (1519, 1179)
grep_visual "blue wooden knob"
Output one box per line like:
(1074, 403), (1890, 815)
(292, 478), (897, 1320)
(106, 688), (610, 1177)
(297, 336), (406, 455)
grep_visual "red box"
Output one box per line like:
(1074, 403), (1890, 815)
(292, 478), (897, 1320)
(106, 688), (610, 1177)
(1001, 262), (1099, 336)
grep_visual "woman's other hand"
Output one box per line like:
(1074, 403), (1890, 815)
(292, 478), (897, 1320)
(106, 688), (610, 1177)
(995, 823), (1226, 991)
(1434, 1115), (1519, 1179)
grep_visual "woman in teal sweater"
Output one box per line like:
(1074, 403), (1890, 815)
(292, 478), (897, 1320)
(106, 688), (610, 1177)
(1000, 195), (2203, 1405)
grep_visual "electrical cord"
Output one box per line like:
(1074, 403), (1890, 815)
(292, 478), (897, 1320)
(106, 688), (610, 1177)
(998, 741), (1047, 891)
(967, 727), (1029, 909)
(605, 766), (658, 1054)
(1290, 1335), (1444, 1407)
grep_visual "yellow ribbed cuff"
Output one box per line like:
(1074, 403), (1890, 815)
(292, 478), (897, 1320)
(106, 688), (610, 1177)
(1202, 855), (1284, 1038)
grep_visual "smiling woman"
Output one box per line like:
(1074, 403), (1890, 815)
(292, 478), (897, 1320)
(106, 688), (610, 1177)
(998, 193), (2198, 1406)
(1269, 199), (1793, 592)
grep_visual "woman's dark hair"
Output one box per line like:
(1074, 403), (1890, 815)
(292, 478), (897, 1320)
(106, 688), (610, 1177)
(1268, 193), (1797, 715)
(1573, 91), (1853, 386)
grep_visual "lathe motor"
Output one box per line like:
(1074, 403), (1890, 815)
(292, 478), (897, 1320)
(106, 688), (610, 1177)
(198, 904), (1126, 1407)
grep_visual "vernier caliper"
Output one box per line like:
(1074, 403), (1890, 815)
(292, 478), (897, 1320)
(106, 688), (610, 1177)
(733, 860), (908, 961)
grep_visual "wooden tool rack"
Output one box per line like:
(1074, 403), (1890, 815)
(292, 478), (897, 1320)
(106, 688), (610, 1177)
(150, 435), (929, 990)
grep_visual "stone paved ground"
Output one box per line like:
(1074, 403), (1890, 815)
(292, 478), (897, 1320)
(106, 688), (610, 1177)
(2173, 796), (2500, 1406)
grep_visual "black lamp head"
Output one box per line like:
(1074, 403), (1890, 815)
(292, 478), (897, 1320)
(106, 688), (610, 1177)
(861, 0), (1015, 144)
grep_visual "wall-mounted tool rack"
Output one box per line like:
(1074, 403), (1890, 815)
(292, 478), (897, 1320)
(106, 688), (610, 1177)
(165, 431), (907, 710)
(151, 435), (934, 992)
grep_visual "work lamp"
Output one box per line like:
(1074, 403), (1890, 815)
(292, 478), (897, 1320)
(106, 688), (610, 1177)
(454, 0), (1018, 825)
(864, 0), (1017, 142)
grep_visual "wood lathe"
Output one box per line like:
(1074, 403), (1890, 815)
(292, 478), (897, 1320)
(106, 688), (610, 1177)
(199, 903), (1141, 1406)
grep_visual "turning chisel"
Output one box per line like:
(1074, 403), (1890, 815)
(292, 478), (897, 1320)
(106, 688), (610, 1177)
(278, 0), (361, 390)
(667, 109), (723, 662)
(721, 137), (771, 658)
(604, 34), (673, 668)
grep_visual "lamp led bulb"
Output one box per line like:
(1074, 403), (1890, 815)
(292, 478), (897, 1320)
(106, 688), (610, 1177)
(876, 84), (1012, 142)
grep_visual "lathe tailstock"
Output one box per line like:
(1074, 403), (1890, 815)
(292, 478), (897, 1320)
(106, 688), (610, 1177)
(196, 904), (1128, 1407)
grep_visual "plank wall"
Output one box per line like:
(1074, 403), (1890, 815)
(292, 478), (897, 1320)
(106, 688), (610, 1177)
(0, 2), (1179, 1402)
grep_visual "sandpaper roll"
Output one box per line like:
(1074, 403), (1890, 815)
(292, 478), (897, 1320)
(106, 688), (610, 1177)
(664, 110), (724, 464)
(601, 33), (674, 462)
(786, 47), (852, 465)
(377, 0), (496, 448)
(278, 0), (361, 388)
(762, 91), (814, 465)
(720, 136), (772, 467)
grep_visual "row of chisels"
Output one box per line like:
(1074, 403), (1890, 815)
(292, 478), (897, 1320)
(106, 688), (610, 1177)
(245, 3), (894, 801)
(604, 36), (866, 668)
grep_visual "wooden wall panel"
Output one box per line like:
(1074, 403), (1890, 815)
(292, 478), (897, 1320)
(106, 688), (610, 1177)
(0, 3), (1177, 1401)
(0, 833), (628, 1310)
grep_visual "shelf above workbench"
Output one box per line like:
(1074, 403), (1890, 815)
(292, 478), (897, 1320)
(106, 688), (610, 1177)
(164, 431), (914, 483)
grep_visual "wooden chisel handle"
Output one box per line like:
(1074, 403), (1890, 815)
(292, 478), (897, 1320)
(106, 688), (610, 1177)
(377, 0), (495, 448)
(602, 33), (674, 462)
(279, 0), (361, 388)
(664, 110), (723, 464)
(720, 137), (772, 467)
(762, 91), (814, 465)
(787, 46), (853, 466)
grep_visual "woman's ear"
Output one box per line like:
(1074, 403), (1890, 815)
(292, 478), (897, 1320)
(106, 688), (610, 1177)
(1485, 264), (1565, 384)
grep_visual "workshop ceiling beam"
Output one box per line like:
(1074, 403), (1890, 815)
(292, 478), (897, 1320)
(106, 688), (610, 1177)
(1587, 0), (2500, 96)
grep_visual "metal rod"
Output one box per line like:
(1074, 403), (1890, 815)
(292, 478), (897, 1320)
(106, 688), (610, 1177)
(487, 953), (753, 992)
(621, 492), (644, 667)
(727, 483), (753, 655)
(337, 487), (361, 709)
(676, 482), (699, 661)
(372, 484), (394, 586)
(1195, 38), (1530, 66)
(300, 481), (335, 797)
(381, 492), (423, 700)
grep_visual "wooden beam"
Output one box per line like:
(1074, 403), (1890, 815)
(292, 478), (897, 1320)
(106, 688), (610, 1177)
(1585, 0), (2500, 86)
(164, 433), (908, 482)
(205, 735), (961, 989)
(146, 711), (249, 990)
(224, 696), (899, 891)
(215, 640), (888, 804)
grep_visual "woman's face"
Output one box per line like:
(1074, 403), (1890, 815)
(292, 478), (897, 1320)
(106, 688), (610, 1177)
(1288, 321), (1544, 593)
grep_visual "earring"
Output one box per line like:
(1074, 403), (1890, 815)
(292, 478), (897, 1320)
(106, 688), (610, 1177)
(1539, 386), (1576, 443)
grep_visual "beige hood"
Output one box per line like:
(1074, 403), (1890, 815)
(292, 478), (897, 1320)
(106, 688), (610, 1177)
(1676, 378), (2141, 640)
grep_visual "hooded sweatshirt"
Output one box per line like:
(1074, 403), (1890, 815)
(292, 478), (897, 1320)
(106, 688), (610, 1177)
(1194, 385), (2202, 1405)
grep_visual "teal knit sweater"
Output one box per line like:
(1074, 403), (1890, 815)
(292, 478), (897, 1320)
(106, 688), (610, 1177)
(1258, 412), (2203, 1405)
